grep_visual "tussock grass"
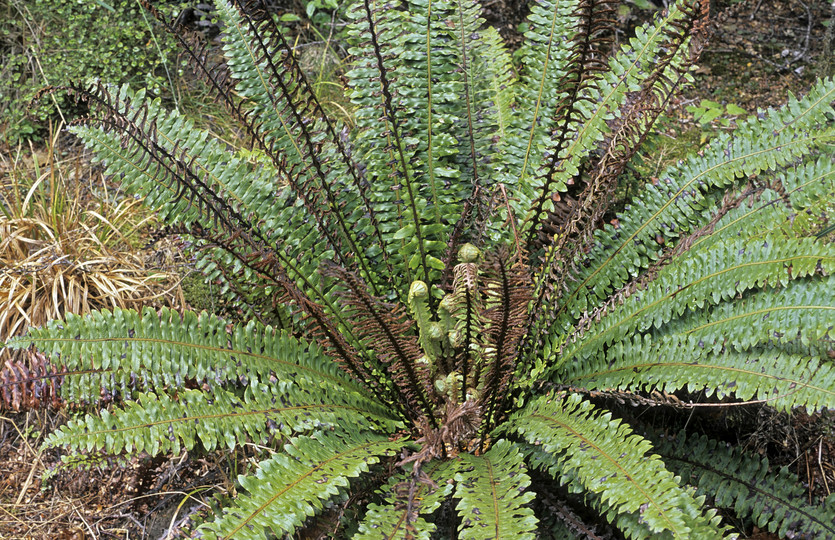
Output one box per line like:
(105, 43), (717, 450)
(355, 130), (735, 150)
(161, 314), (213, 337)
(1, 124), (183, 410)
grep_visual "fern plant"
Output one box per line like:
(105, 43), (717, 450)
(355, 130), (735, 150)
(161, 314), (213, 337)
(5, 0), (835, 537)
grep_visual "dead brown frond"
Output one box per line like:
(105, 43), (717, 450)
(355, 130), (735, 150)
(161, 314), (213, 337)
(324, 262), (437, 424)
(478, 249), (533, 431)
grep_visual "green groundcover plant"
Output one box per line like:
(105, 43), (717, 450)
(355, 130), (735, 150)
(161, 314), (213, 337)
(0, 0), (183, 141)
(4, 0), (835, 537)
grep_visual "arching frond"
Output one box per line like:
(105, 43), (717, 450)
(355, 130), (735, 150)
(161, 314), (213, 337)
(554, 235), (835, 373)
(502, 393), (716, 537)
(521, 442), (727, 540)
(649, 430), (835, 539)
(547, 77), (835, 335)
(46, 385), (398, 456)
(6, 307), (385, 404)
(453, 439), (538, 539)
(354, 460), (457, 539)
(201, 431), (405, 540)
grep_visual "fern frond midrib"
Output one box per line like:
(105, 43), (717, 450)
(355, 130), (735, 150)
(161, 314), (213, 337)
(517, 2), (566, 190)
(425, 0), (441, 225)
(484, 452), (501, 538)
(454, 0), (482, 192)
(90, 115), (252, 242)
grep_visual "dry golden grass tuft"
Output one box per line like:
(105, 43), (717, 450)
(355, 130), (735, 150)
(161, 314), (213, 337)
(1, 124), (183, 411)
(0, 126), (198, 539)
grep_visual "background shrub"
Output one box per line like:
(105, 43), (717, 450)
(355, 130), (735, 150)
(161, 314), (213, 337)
(0, 0), (185, 142)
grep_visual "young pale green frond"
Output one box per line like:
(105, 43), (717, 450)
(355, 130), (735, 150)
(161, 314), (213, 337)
(201, 431), (405, 540)
(6, 307), (374, 401)
(45, 383), (398, 456)
(503, 393), (717, 537)
(453, 439), (538, 539)
(354, 460), (457, 539)
(649, 430), (835, 539)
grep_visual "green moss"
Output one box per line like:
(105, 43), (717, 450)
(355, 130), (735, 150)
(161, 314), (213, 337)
(180, 271), (219, 314)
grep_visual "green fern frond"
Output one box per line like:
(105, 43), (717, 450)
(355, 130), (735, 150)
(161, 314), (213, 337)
(346, 0), (444, 286)
(548, 77), (835, 333)
(529, 2), (704, 305)
(507, 0), (581, 201)
(46, 384), (398, 456)
(201, 431), (405, 540)
(64, 82), (362, 343)
(517, 2), (700, 231)
(567, 341), (835, 412)
(454, 439), (537, 539)
(692, 157), (835, 251)
(503, 393), (717, 537)
(521, 441), (728, 540)
(354, 460), (457, 539)
(215, 1), (385, 293)
(649, 430), (835, 539)
(664, 276), (835, 357)
(477, 27), (515, 144)
(554, 235), (835, 372)
(6, 307), (379, 401)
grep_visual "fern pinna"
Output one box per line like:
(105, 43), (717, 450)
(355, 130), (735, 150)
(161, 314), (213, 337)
(4, 0), (835, 537)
